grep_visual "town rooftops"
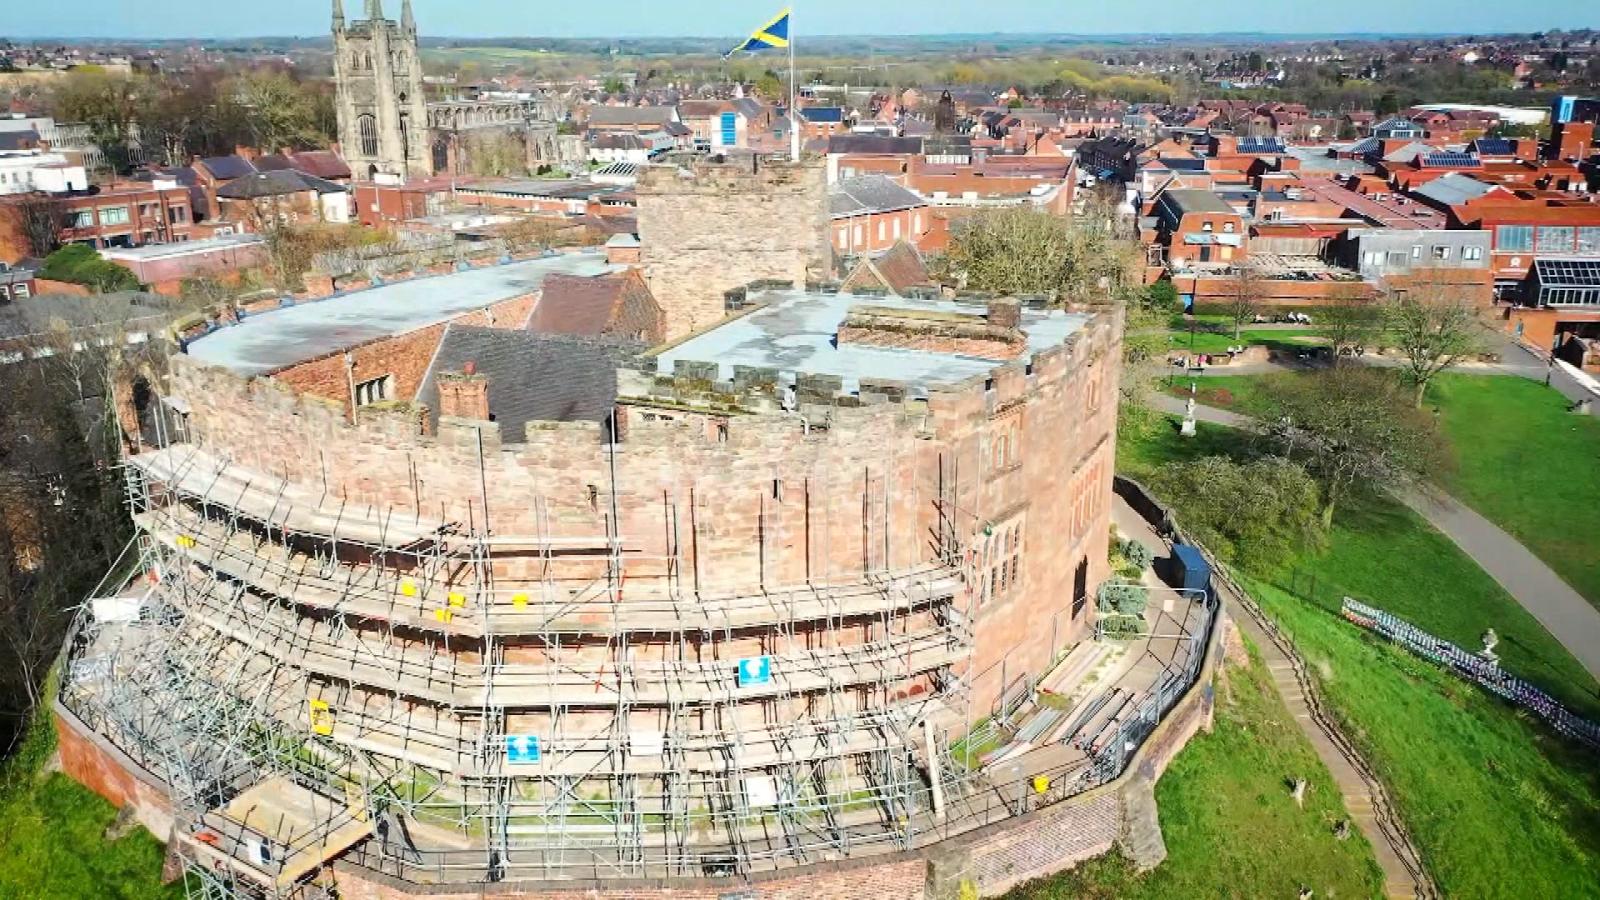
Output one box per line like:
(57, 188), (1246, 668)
(185, 251), (619, 376)
(831, 175), (925, 218)
(253, 150), (352, 181)
(652, 287), (1088, 394)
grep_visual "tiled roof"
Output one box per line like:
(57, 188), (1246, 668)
(830, 175), (925, 218)
(416, 326), (641, 440)
(289, 150), (352, 180)
(528, 272), (643, 337)
(842, 240), (931, 296)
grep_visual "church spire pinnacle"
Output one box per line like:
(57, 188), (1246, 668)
(365, 0), (384, 20)
(332, 0), (345, 30)
(401, 0), (415, 32)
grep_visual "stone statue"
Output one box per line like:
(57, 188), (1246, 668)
(1480, 627), (1500, 663)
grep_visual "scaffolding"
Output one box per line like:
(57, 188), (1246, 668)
(61, 435), (982, 895)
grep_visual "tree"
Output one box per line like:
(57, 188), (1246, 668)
(1258, 367), (1441, 526)
(755, 71), (784, 101)
(1317, 289), (1383, 363)
(1222, 263), (1263, 341)
(224, 70), (335, 153)
(1120, 279), (1181, 428)
(51, 70), (143, 174)
(1384, 274), (1483, 406)
(5, 194), (65, 258)
(937, 202), (1138, 305)
(1152, 455), (1324, 566)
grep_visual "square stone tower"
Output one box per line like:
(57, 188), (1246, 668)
(332, 0), (430, 181)
(636, 157), (831, 340)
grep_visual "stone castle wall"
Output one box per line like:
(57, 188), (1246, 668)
(162, 302), (1119, 712)
(636, 160), (831, 340)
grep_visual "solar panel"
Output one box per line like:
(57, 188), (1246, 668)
(1419, 152), (1479, 168)
(1472, 138), (1515, 156)
(1237, 137), (1287, 153)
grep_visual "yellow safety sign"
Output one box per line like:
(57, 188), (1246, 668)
(308, 699), (335, 736)
(448, 591), (467, 608)
(176, 534), (197, 549)
(399, 579), (418, 598)
(511, 593), (529, 608)
(433, 608), (454, 624)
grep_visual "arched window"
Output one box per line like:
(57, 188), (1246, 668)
(357, 114), (378, 157)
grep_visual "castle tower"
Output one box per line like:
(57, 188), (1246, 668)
(332, 0), (430, 181)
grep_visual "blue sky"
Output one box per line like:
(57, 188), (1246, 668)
(6, 0), (1598, 40)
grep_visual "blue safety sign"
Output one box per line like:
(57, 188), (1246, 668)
(736, 656), (772, 687)
(505, 734), (541, 764)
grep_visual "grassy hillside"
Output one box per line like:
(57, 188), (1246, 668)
(1008, 638), (1385, 899)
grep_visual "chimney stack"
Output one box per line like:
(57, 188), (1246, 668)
(987, 297), (1022, 331)
(437, 367), (490, 421)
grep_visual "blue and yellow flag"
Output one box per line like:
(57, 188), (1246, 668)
(727, 7), (790, 56)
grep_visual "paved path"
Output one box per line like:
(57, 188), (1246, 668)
(1397, 488), (1600, 680)
(1112, 496), (1430, 899)
(1141, 392), (1600, 681)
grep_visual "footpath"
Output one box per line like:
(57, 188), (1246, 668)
(1113, 495), (1434, 899)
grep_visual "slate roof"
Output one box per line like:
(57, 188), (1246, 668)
(732, 98), (767, 120)
(826, 135), (922, 155)
(216, 169), (348, 199)
(677, 100), (732, 118)
(830, 175), (925, 218)
(197, 154), (257, 180)
(1157, 188), (1235, 217)
(416, 325), (641, 440)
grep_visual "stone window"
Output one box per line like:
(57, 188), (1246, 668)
(354, 374), (392, 407)
(358, 114), (379, 157)
(981, 518), (1025, 606)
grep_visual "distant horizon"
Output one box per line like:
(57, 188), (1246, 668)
(4, 0), (1597, 43)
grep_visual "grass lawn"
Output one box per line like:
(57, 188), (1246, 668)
(1119, 419), (1600, 897)
(1247, 580), (1600, 899)
(0, 698), (181, 900)
(1120, 418), (1600, 718)
(1154, 328), (1325, 356)
(1425, 373), (1600, 611)
(1007, 637), (1385, 900)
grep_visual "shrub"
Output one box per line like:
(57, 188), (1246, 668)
(1152, 454), (1324, 569)
(1097, 580), (1149, 617)
(1122, 539), (1154, 572)
(38, 244), (140, 292)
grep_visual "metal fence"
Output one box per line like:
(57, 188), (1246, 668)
(1342, 598), (1600, 749)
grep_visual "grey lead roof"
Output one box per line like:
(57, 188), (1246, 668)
(185, 252), (620, 375)
(1412, 172), (1495, 207)
(830, 175), (925, 218)
(416, 325), (641, 440)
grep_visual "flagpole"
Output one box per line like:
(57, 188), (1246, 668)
(789, 6), (800, 162)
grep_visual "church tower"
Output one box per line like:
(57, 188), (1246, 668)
(332, 0), (429, 181)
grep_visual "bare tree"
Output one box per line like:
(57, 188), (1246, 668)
(1317, 286), (1383, 364)
(1259, 367), (1442, 527)
(1384, 272), (1483, 406)
(937, 200), (1137, 305)
(6, 194), (65, 258)
(1223, 262), (1264, 340)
